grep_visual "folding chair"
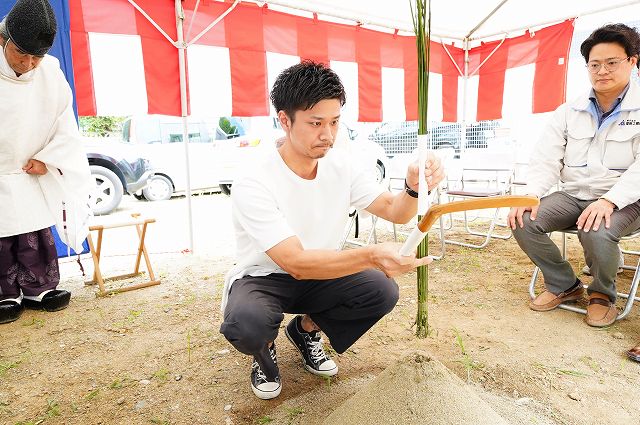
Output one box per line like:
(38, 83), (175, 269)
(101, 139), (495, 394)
(528, 228), (640, 320)
(439, 148), (516, 249)
(85, 213), (161, 296)
(340, 209), (380, 248)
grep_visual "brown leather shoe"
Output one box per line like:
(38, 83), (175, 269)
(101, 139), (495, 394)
(585, 295), (618, 327)
(529, 283), (584, 312)
(627, 344), (640, 363)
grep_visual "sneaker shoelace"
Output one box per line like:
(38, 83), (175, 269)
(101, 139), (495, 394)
(252, 359), (268, 384)
(307, 335), (329, 364)
(252, 345), (278, 384)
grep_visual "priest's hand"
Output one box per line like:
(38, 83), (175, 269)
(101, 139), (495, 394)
(23, 159), (48, 175)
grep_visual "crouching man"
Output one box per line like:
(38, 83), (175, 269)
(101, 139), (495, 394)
(219, 60), (444, 399)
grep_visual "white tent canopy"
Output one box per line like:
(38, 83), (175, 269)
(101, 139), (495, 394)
(259, 0), (640, 42)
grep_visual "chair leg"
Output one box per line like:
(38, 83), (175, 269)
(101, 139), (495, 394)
(136, 222), (158, 283)
(365, 216), (378, 245)
(443, 207), (511, 249)
(444, 212), (494, 249)
(340, 213), (357, 249)
(529, 236), (640, 320)
(87, 233), (106, 296)
(463, 208), (512, 240)
(618, 255), (640, 320)
(342, 213), (379, 248)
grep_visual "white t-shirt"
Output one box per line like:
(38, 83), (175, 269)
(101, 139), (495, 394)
(220, 146), (385, 311)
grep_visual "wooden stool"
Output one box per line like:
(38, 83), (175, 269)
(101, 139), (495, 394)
(85, 213), (160, 296)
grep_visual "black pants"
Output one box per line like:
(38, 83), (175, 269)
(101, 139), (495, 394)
(220, 269), (399, 356)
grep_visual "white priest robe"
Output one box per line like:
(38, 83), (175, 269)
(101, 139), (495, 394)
(0, 53), (92, 252)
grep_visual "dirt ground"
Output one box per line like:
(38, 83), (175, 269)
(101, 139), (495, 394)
(1, 194), (639, 425)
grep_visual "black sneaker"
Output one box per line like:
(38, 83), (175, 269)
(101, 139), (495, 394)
(285, 315), (338, 377)
(250, 343), (281, 400)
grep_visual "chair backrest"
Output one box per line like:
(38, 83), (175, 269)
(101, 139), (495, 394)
(459, 147), (516, 169)
(448, 148), (515, 193)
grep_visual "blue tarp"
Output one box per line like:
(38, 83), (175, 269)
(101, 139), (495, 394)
(51, 226), (90, 257)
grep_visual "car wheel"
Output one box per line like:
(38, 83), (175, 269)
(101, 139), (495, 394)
(220, 184), (232, 196)
(142, 175), (173, 201)
(89, 165), (124, 215)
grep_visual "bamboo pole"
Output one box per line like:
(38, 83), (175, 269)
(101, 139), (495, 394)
(411, 0), (431, 338)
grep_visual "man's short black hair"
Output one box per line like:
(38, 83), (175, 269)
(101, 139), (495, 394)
(270, 60), (346, 122)
(580, 23), (640, 69)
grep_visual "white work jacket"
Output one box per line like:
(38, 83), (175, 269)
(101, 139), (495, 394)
(526, 81), (640, 209)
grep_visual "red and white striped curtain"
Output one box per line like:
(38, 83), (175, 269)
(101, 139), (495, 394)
(69, 0), (574, 122)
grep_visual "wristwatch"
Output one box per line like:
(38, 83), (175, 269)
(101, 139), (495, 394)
(404, 179), (419, 198)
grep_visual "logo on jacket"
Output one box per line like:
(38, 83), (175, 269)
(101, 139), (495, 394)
(619, 119), (640, 126)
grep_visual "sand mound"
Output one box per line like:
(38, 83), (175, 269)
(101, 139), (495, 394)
(323, 351), (511, 425)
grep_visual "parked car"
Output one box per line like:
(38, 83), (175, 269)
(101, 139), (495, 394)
(367, 120), (500, 156)
(120, 115), (282, 199)
(210, 116), (283, 196)
(121, 114), (221, 200)
(118, 115), (389, 199)
(216, 119), (390, 195)
(83, 137), (154, 215)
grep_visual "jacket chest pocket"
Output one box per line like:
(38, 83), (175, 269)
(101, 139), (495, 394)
(603, 127), (638, 170)
(564, 130), (592, 167)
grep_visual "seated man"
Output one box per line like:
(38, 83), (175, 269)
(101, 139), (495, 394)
(219, 61), (444, 399)
(508, 23), (640, 327)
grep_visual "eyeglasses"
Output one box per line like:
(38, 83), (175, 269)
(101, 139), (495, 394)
(585, 57), (631, 74)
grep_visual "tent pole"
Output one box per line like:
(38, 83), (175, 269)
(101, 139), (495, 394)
(464, 0), (510, 40)
(468, 35), (506, 77)
(188, 0), (241, 46)
(128, 0), (175, 45)
(176, 0), (195, 253)
(469, 0), (640, 42)
(185, 0), (202, 43)
(461, 37), (469, 153)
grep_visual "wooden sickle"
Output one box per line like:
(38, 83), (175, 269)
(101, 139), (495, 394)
(399, 195), (539, 256)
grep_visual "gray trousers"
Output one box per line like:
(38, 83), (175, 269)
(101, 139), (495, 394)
(512, 191), (640, 301)
(220, 270), (399, 359)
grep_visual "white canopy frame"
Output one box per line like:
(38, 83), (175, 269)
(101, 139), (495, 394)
(120, 0), (640, 251)
(125, 0), (240, 251)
